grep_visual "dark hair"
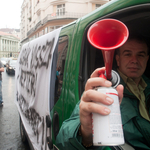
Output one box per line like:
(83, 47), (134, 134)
(115, 34), (149, 55)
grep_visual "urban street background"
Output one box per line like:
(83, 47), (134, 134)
(0, 68), (30, 150)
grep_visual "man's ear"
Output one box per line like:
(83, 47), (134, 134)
(115, 55), (120, 67)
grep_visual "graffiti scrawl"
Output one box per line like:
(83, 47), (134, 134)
(15, 28), (61, 150)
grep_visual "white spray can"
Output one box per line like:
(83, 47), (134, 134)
(92, 71), (124, 146)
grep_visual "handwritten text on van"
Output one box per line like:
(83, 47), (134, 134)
(16, 28), (61, 149)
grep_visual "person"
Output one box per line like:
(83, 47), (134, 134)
(55, 66), (61, 100)
(55, 36), (150, 150)
(0, 60), (4, 106)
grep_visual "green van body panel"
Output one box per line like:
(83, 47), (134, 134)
(50, 0), (150, 145)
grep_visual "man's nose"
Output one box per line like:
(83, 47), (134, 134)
(131, 55), (138, 63)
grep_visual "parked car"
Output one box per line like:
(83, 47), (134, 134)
(5, 57), (15, 67)
(16, 0), (150, 150)
(6, 59), (17, 74)
(0, 57), (8, 67)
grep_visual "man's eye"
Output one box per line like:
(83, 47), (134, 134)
(138, 54), (145, 57)
(124, 53), (131, 56)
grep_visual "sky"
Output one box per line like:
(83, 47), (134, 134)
(0, 0), (24, 29)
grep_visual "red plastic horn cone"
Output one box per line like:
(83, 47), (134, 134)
(87, 19), (129, 79)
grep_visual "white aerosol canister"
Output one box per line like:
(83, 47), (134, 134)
(92, 71), (124, 146)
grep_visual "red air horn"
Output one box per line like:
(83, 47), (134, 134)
(87, 19), (129, 87)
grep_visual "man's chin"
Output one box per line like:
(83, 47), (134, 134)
(127, 73), (141, 80)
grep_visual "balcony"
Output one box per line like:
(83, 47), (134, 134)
(27, 28), (34, 36)
(27, 12), (87, 37)
(43, 12), (86, 24)
(35, 21), (42, 30)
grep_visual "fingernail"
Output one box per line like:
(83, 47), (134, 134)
(106, 97), (113, 104)
(104, 108), (110, 114)
(105, 80), (111, 86)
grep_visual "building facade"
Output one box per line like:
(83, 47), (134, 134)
(0, 31), (20, 58)
(20, 0), (110, 46)
(0, 28), (20, 39)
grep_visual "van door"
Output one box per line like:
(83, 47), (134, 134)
(50, 22), (78, 146)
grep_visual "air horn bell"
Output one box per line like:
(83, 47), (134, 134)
(87, 18), (129, 87)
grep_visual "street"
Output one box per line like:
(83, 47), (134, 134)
(0, 68), (30, 150)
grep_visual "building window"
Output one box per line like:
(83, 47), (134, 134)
(45, 27), (48, 34)
(49, 26), (54, 32)
(42, 29), (45, 35)
(95, 4), (101, 9)
(57, 4), (65, 16)
(56, 26), (61, 29)
(49, 26), (61, 32)
(39, 30), (43, 36)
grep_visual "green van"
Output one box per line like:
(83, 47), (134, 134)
(16, 0), (150, 149)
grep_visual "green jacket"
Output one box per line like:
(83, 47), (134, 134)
(56, 75), (150, 150)
(120, 75), (150, 150)
(55, 101), (106, 150)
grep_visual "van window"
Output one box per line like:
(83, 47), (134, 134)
(54, 36), (68, 105)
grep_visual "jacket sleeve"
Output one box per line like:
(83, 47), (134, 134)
(55, 101), (105, 150)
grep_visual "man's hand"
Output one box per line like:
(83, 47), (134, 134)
(0, 67), (4, 72)
(79, 67), (124, 144)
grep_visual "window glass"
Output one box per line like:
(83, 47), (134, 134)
(57, 4), (65, 16)
(56, 26), (61, 29)
(95, 4), (101, 9)
(54, 36), (68, 104)
(39, 30), (43, 36)
(45, 27), (48, 34)
(50, 26), (54, 32)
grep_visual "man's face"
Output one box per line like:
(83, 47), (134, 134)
(116, 39), (149, 82)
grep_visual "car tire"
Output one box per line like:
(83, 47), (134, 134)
(20, 117), (27, 143)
